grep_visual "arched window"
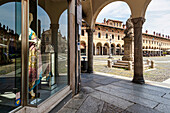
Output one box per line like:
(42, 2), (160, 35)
(112, 34), (114, 39)
(98, 32), (101, 38)
(118, 35), (120, 40)
(106, 33), (108, 38)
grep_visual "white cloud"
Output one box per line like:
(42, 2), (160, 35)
(96, 0), (170, 36)
(96, 1), (131, 23)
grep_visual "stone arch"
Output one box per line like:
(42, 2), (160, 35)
(38, 0), (67, 24)
(116, 44), (121, 55)
(81, 41), (87, 56)
(111, 43), (116, 55)
(103, 42), (109, 55)
(96, 42), (102, 55)
(82, 0), (151, 28)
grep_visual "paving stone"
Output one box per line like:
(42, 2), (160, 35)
(126, 104), (161, 113)
(93, 77), (120, 85)
(111, 81), (165, 97)
(120, 80), (170, 94)
(102, 102), (124, 113)
(57, 108), (77, 113)
(81, 78), (93, 83)
(76, 96), (104, 113)
(81, 86), (95, 94)
(95, 85), (159, 108)
(154, 104), (170, 113)
(163, 93), (170, 100)
(90, 91), (134, 109)
(65, 98), (85, 110)
(74, 92), (88, 99)
(106, 84), (170, 105)
(81, 80), (101, 88)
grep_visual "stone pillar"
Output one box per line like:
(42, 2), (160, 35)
(132, 17), (145, 84)
(87, 29), (95, 73)
(122, 36), (134, 61)
(108, 59), (112, 68)
(50, 24), (59, 78)
(128, 61), (132, 70)
(114, 47), (116, 55)
(102, 47), (104, 55)
(147, 59), (150, 65)
(151, 60), (155, 68)
(94, 46), (97, 55)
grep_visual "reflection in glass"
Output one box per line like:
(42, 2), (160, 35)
(0, 1), (21, 112)
(28, 0), (68, 105)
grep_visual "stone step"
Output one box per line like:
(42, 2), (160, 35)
(112, 65), (128, 69)
(117, 60), (129, 63)
(114, 62), (128, 66)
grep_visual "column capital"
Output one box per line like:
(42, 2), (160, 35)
(86, 28), (95, 33)
(131, 17), (145, 28)
(50, 23), (59, 29)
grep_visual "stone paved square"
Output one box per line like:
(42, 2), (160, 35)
(58, 73), (170, 113)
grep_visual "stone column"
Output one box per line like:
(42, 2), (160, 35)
(114, 47), (116, 55)
(122, 36), (134, 61)
(95, 46), (97, 55)
(132, 17), (145, 84)
(50, 24), (59, 79)
(87, 29), (95, 73)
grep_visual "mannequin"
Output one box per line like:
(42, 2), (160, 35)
(28, 13), (42, 98)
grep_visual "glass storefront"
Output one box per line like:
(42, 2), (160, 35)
(0, 0), (69, 112)
(0, 1), (21, 112)
(27, 0), (68, 105)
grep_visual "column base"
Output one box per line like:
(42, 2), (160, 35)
(122, 56), (134, 61)
(87, 69), (93, 73)
(132, 77), (145, 84)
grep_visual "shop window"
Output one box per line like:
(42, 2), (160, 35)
(27, 0), (69, 105)
(0, 1), (22, 112)
(98, 32), (101, 38)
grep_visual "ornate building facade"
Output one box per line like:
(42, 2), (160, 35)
(80, 19), (170, 56)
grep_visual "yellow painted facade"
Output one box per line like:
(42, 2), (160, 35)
(80, 19), (170, 56)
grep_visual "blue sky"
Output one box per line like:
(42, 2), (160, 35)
(96, 0), (170, 36)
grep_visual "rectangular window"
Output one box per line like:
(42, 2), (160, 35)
(0, 1), (22, 112)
